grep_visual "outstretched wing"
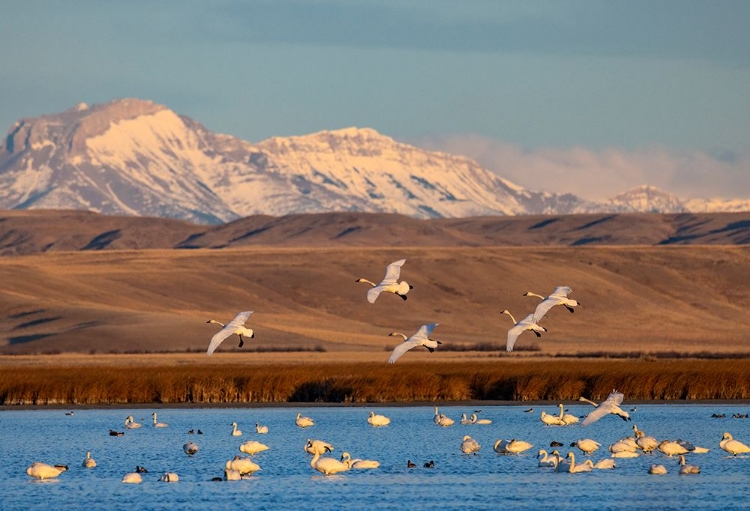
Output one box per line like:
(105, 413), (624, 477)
(380, 259), (406, 285)
(603, 391), (624, 406)
(413, 323), (438, 341)
(550, 286), (572, 298)
(207, 328), (235, 356)
(581, 406), (610, 427)
(226, 311), (253, 329)
(366, 286), (383, 304)
(506, 324), (525, 352)
(388, 339), (420, 364)
(532, 297), (560, 323)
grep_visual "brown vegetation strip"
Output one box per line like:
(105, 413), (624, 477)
(2, 359), (750, 405)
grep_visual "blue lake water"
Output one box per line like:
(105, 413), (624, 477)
(2, 404), (749, 510)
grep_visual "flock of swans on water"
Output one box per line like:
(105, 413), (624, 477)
(205, 259), (581, 360)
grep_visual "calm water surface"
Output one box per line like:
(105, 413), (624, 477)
(2, 404), (749, 510)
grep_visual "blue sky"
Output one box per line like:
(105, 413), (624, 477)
(2, 1), (749, 200)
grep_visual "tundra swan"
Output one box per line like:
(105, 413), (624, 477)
(433, 407), (455, 427)
(231, 422), (243, 436)
(609, 437), (638, 454)
(678, 455), (700, 474)
(304, 439), (334, 455)
(581, 391), (631, 426)
(501, 310), (546, 352)
(461, 413), (472, 425)
(633, 426), (659, 453)
(310, 451), (349, 476)
(470, 413), (492, 425)
(524, 286), (580, 323)
(152, 412), (168, 428)
(206, 311), (254, 355)
(494, 439), (509, 454)
(506, 439), (533, 454)
(566, 452), (592, 473)
(551, 451), (571, 472)
(537, 449), (556, 467)
(240, 440), (269, 455)
(649, 464), (667, 474)
(125, 415), (141, 429)
(296, 412), (315, 428)
(226, 455), (260, 475)
(593, 459), (616, 469)
(611, 451), (640, 458)
(27, 462), (67, 480)
(121, 471), (143, 484)
(340, 452), (380, 469)
(541, 411), (566, 426)
(82, 451), (96, 468)
(356, 259), (412, 303)
(255, 423), (269, 434)
(183, 441), (199, 455)
(557, 404), (579, 425)
(720, 432), (750, 456)
(571, 439), (600, 455)
(367, 411), (391, 427)
(658, 440), (689, 457)
(224, 468), (242, 481)
(388, 323), (442, 363)
(461, 435), (481, 454)
(159, 472), (179, 482)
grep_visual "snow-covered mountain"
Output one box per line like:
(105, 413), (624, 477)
(0, 99), (746, 223)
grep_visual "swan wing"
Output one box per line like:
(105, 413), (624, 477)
(581, 405), (611, 426)
(226, 311), (253, 329)
(506, 324), (525, 352)
(413, 323), (438, 341)
(366, 286), (383, 304)
(388, 339), (421, 364)
(531, 298), (559, 323)
(550, 286), (572, 298)
(380, 259), (406, 285)
(604, 391), (625, 406)
(207, 329), (236, 356)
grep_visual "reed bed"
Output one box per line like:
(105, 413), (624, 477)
(2, 359), (750, 405)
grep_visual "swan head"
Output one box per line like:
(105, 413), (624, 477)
(722, 432), (733, 440)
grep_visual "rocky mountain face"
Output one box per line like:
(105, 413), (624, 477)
(1, 99), (747, 223)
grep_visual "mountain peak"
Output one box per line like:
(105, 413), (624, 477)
(607, 184), (685, 213)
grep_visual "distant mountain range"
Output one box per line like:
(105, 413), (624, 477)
(1, 98), (748, 223)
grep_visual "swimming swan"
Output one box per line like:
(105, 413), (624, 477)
(633, 426), (659, 453)
(387, 323), (442, 364)
(356, 259), (412, 303)
(125, 415), (142, 429)
(433, 407), (455, 427)
(541, 411), (566, 426)
(82, 451), (96, 468)
(340, 452), (380, 469)
(255, 423), (269, 434)
(720, 432), (750, 456)
(231, 422), (243, 436)
(226, 456), (261, 475)
(501, 310), (546, 352)
(523, 286), (580, 323)
(658, 440), (689, 457)
(152, 412), (168, 428)
(27, 462), (67, 480)
(506, 439), (533, 454)
(461, 435), (481, 454)
(305, 439), (334, 455)
(159, 472), (179, 482)
(240, 440), (269, 455)
(460, 413), (472, 425)
(571, 439), (601, 454)
(296, 413), (315, 428)
(649, 464), (668, 474)
(470, 413), (492, 425)
(206, 311), (255, 355)
(310, 451), (350, 476)
(581, 391), (631, 426)
(367, 411), (391, 427)
(121, 471), (143, 484)
(678, 455), (700, 474)
(566, 452), (592, 473)
(558, 404), (579, 425)
(224, 468), (242, 481)
(593, 459), (616, 469)
(183, 441), (199, 455)
(537, 449), (556, 467)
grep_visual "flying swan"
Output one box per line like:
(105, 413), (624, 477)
(387, 323), (442, 364)
(501, 310), (546, 352)
(581, 391), (631, 426)
(206, 311), (255, 355)
(356, 259), (412, 303)
(523, 286), (580, 323)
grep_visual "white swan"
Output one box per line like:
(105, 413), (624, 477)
(649, 464), (668, 474)
(125, 415), (142, 429)
(296, 412), (314, 428)
(540, 411), (566, 426)
(367, 411), (391, 427)
(304, 439), (334, 455)
(678, 454), (700, 474)
(609, 437), (638, 454)
(506, 439), (533, 454)
(501, 310), (546, 352)
(82, 451), (96, 468)
(159, 472), (179, 482)
(470, 413), (492, 425)
(537, 449), (556, 467)
(460, 413), (472, 425)
(240, 440), (269, 455)
(633, 426), (659, 453)
(566, 452), (592, 473)
(461, 435), (481, 454)
(340, 452), (380, 469)
(255, 423), (268, 434)
(524, 286), (580, 323)
(231, 422), (243, 436)
(581, 391), (631, 426)
(720, 432), (750, 455)
(356, 259), (412, 303)
(310, 451), (350, 475)
(224, 468), (242, 481)
(551, 451), (571, 472)
(611, 451), (640, 458)
(658, 440), (689, 457)
(27, 462), (67, 480)
(387, 323), (442, 364)
(593, 459), (616, 469)
(571, 439), (601, 454)
(152, 412), (168, 428)
(433, 406), (455, 427)
(183, 441), (199, 455)
(206, 311), (254, 355)
(226, 455), (260, 475)
(121, 471), (143, 484)
(558, 404), (579, 425)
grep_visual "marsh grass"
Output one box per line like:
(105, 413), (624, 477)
(2, 359), (750, 405)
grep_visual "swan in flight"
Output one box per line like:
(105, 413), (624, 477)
(501, 310), (546, 352)
(82, 451), (96, 468)
(183, 441), (199, 456)
(296, 413), (314, 428)
(26, 462), (68, 480)
(340, 452), (380, 469)
(310, 451), (350, 476)
(367, 411), (391, 427)
(206, 311), (254, 355)
(523, 286), (580, 323)
(581, 391), (631, 426)
(356, 259), (412, 303)
(231, 422), (243, 436)
(159, 472), (179, 482)
(152, 412), (168, 428)
(240, 440), (269, 455)
(461, 435), (481, 454)
(125, 415), (141, 429)
(387, 323), (442, 364)
(304, 439), (334, 455)
(255, 423), (269, 434)
(678, 455), (700, 474)
(649, 464), (668, 474)
(226, 456), (261, 475)
(470, 413), (492, 425)
(720, 432), (750, 455)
